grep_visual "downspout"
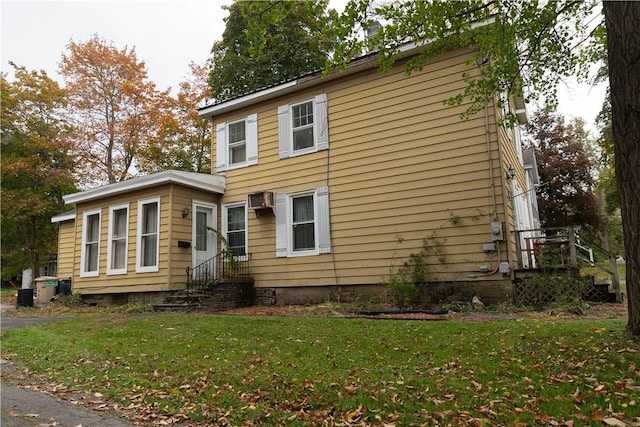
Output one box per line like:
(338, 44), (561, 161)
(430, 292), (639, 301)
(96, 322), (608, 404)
(467, 58), (503, 278)
(482, 99), (502, 276)
(323, 91), (340, 287)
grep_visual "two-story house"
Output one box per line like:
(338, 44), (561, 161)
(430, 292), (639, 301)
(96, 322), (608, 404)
(53, 42), (537, 306)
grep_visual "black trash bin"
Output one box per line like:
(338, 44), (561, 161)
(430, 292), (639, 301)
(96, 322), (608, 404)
(58, 279), (72, 296)
(16, 288), (34, 307)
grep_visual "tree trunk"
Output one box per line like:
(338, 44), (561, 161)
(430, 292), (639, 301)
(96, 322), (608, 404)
(603, 1), (640, 339)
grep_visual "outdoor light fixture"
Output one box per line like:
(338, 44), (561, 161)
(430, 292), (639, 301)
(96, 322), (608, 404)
(182, 207), (191, 218)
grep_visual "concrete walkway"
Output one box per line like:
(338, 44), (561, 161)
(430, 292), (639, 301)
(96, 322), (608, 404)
(1, 304), (137, 427)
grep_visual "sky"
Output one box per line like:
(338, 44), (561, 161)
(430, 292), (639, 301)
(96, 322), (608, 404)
(1, 0), (606, 133)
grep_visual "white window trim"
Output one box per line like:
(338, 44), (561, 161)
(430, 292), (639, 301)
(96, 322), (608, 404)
(514, 125), (524, 165)
(221, 202), (249, 261)
(278, 93), (328, 159)
(216, 113), (258, 172)
(275, 186), (331, 258)
(136, 196), (160, 273)
(106, 203), (129, 275)
(80, 208), (101, 278)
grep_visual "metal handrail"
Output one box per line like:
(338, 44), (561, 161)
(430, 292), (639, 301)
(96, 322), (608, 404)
(185, 252), (251, 289)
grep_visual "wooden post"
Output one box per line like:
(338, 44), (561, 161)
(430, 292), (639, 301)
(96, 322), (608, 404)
(568, 228), (577, 268)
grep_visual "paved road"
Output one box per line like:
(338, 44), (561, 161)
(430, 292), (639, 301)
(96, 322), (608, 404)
(1, 305), (137, 427)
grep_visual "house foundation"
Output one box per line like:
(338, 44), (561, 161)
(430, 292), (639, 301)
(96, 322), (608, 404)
(256, 281), (515, 307)
(80, 291), (167, 306)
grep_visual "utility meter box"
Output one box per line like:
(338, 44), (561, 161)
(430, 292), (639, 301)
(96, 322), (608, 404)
(490, 221), (504, 241)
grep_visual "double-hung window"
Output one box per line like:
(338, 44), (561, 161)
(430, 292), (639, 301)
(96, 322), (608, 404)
(275, 187), (331, 257)
(228, 120), (246, 165)
(292, 195), (315, 251)
(215, 113), (258, 172)
(292, 101), (314, 151)
(80, 209), (101, 277)
(278, 93), (328, 158)
(107, 204), (128, 275)
(222, 203), (247, 258)
(136, 197), (160, 272)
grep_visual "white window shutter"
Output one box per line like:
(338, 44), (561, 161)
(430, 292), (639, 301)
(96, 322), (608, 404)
(316, 186), (331, 254)
(278, 105), (291, 159)
(314, 94), (329, 152)
(215, 123), (227, 171)
(246, 113), (258, 166)
(275, 193), (288, 257)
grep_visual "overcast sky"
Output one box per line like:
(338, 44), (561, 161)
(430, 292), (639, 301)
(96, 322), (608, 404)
(1, 0), (606, 132)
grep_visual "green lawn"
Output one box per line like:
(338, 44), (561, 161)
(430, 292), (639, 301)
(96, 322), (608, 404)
(1, 285), (18, 299)
(2, 313), (638, 426)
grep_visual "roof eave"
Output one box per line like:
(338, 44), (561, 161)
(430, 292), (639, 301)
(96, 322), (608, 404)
(198, 16), (498, 120)
(198, 43), (425, 120)
(51, 210), (76, 223)
(63, 171), (226, 205)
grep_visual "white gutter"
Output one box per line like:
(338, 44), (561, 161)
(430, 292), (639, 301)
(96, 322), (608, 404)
(51, 210), (76, 223)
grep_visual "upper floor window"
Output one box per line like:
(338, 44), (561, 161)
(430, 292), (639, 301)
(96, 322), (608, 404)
(215, 114), (258, 172)
(136, 197), (160, 273)
(275, 187), (331, 257)
(222, 203), (247, 257)
(278, 93), (328, 158)
(80, 209), (101, 277)
(228, 120), (246, 165)
(107, 204), (129, 275)
(292, 101), (314, 151)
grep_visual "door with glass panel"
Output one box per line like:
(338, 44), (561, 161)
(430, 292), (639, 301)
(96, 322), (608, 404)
(192, 202), (216, 279)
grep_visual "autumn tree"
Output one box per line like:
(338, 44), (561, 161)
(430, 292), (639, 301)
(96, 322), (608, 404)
(137, 62), (212, 174)
(59, 34), (168, 185)
(524, 109), (601, 233)
(244, 0), (640, 338)
(209, 0), (338, 101)
(1, 64), (77, 281)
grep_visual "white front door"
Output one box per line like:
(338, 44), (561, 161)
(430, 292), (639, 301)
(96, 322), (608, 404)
(192, 202), (217, 277)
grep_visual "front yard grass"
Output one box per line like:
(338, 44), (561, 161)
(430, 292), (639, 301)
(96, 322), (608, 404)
(2, 313), (639, 426)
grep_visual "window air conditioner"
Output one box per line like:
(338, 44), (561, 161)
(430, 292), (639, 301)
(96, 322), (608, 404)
(248, 191), (274, 209)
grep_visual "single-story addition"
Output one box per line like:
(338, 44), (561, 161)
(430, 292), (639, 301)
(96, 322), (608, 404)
(53, 42), (539, 307)
(52, 171), (225, 305)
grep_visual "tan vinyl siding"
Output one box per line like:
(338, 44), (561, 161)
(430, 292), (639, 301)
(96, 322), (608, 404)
(56, 219), (75, 280)
(71, 184), (218, 295)
(214, 46), (513, 288)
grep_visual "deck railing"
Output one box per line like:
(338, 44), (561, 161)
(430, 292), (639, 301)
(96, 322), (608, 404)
(515, 227), (621, 302)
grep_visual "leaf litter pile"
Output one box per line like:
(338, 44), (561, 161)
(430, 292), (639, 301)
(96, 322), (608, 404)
(1, 306), (639, 426)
